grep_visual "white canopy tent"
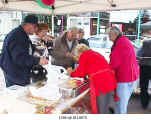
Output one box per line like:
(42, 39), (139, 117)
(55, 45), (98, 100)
(0, 0), (151, 15)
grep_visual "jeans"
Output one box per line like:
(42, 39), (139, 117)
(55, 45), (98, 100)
(115, 80), (137, 114)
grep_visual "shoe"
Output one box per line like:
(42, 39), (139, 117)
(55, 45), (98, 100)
(108, 107), (115, 114)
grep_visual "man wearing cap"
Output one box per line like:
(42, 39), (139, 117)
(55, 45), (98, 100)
(0, 15), (48, 87)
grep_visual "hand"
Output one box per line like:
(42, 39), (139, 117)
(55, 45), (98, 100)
(42, 35), (50, 42)
(73, 56), (79, 62)
(39, 58), (48, 65)
(67, 67), (73, 75)
(66, 52), (73, 58)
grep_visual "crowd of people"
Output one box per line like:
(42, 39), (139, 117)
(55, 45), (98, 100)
(0, 14), (148, 114)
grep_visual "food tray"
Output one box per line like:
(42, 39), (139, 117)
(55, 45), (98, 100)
(59, 80), (89, 98)
(25, 91), (59, 106)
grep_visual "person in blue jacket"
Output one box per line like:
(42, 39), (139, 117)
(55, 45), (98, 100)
(0, 15), (48, 87)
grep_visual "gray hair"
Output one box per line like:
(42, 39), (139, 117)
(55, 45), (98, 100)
(79, 28), (84, 33)
(108, 26), (122, 36)
(68, 27), (79, 33)
(75, 44), (90, 57)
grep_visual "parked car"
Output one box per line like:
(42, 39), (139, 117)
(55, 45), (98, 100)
(88, 34), (112, 62)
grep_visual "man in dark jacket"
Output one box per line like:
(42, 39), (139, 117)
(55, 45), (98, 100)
(78, 28), (89, 47)
(0, 15), (48, 87)
(137, 39), (151, 109)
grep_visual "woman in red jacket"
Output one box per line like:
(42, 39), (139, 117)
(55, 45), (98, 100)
(108, 26), (139, 114)
(67, 44), (117, 114)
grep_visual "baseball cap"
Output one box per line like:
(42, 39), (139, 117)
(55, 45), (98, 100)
(23, 14), (39, 26)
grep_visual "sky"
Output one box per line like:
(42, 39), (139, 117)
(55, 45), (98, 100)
(110, 10), (139, 23)
(110, 10), (151, 23)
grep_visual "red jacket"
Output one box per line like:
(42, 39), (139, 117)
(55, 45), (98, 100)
(71, 50), (117, 114)
(110, 36), (139, 83)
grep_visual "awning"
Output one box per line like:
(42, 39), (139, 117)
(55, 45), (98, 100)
(0, 0), (151, 15)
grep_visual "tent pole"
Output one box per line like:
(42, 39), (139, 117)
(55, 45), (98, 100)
(97, 12), (101, 35)
(137, 10), (142, 46)
(51, 10), (55, 36)
(21, 11), (24, 23)
(90, 18), (93, 35)
(61, 15), (64, 33)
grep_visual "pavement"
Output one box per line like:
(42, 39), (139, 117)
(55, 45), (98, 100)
(128, 94), (151, 114)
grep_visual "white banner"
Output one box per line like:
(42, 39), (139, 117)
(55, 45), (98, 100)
(0, 114), (150, 120)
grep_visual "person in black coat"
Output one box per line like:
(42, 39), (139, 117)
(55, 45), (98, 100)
(137, 39), (151, 109)
(0, 15), (48, 87)
(78, 28), (89, 47)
